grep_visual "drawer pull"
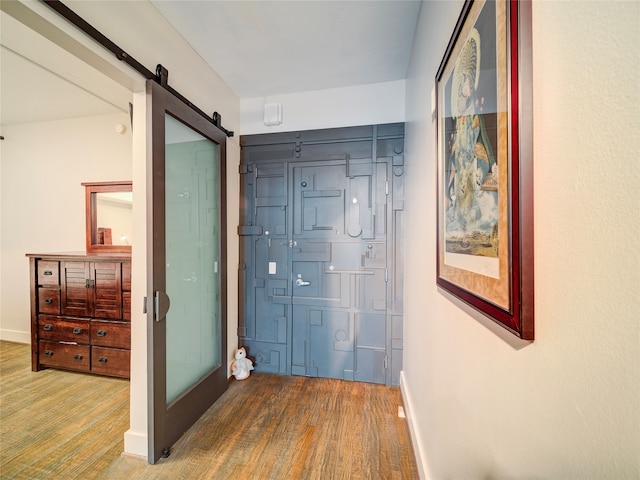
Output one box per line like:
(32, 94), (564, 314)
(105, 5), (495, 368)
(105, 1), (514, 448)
(98, 357), (108, 363)
(43, 324), (53, 331)
(44, 350), (54, 357)
(74, 354), (83, 360)
(44, 271), (53, 276)
(44, 298), (53, 304)
(97, 330), (107, 337)
(72, 327), (83, 334)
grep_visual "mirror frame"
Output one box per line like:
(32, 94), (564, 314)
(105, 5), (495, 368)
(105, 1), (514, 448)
(82, 181), (133, 254)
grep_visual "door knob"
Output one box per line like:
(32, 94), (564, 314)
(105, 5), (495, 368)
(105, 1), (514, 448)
(296, 278), (311, 286)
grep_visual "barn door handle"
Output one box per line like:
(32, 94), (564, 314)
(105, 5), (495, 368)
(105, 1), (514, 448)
(154, 291), (171, 322)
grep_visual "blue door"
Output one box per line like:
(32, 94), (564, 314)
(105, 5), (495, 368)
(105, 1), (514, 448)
(239, 124), (404, 385)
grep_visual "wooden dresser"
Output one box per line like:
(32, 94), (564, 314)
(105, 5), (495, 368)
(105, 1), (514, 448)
(26, 252), (131, 379)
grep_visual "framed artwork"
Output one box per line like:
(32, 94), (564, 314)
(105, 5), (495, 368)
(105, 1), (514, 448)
(435, 0), (533, 339)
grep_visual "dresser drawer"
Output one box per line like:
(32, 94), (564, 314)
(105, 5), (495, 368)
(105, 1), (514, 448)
(38, 288), (61, 315)
(91, 321), (130, 349)
(91, 347), (130, 378)
(39, 340), (90, 372)
(39, 316), (90, 343)
(37, 260), (59, 286)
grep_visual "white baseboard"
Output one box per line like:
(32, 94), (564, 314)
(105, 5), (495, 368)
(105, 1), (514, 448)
(400, 371), (428, 480)
(124, 429), (148, 459)
(0, 329), (30, 344)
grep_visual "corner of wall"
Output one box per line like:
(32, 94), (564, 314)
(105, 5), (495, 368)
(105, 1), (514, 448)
(123, 429), (148, 460)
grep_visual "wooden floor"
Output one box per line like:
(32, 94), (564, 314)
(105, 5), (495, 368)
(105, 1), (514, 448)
(0, 341), (129, 479)
(0, 341), (418, 479)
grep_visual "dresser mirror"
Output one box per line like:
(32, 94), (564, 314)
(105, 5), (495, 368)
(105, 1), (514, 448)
(83, 181), (133, 253)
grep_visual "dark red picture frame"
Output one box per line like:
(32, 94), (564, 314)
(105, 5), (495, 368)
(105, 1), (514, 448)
(435, 0), (533, 339)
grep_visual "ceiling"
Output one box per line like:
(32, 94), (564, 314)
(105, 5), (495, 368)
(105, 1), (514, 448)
(0, 0), (421, 127)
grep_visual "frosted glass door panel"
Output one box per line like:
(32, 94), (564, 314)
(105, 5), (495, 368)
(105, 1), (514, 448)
(165, 114), (220, 404)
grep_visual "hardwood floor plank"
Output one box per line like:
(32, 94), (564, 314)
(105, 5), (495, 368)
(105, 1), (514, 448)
(0, 342), (129, 480)
(1, 341), (419, 479)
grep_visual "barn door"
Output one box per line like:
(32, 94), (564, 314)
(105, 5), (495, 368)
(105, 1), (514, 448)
(147, 80), (228, 464)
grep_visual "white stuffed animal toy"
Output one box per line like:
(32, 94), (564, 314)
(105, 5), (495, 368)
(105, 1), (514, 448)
(230, 347), (254, 380)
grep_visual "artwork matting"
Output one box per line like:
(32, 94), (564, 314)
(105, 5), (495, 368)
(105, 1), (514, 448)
(435, 0), (533, 339)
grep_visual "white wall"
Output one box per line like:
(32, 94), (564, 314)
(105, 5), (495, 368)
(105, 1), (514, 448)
(0, 113), (132, 343)
(402, 1), (640, 478)
(240, 80), (405, 135)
